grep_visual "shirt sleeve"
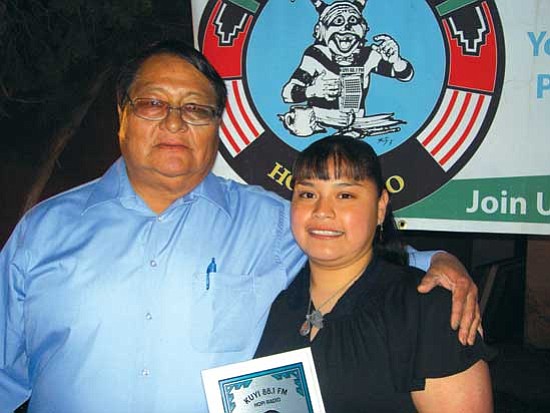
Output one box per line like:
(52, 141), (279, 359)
(382, 269), (494, 393)
(405, 245), (440, 272)
(414, 286), (495, 379)
(0, 220), (31, 411)
(276, 201), (307, 288)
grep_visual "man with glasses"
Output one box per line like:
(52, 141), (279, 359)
(0, 40), (480, 412)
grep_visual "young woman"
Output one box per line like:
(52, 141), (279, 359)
(255, 136), (493, 412)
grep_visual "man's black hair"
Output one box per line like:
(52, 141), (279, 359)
(116, 40), (227, 115)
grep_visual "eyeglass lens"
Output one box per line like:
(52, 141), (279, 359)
(131, 98), (217, 124)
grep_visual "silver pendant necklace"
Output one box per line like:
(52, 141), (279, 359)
(299, 301), (324, 336)
(299, 268), (365, 337)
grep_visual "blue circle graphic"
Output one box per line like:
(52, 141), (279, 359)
(246, 0), (446, 154)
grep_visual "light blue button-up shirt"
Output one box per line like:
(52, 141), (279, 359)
(0, 158), (433, 412)
(0, 159), (306, 412)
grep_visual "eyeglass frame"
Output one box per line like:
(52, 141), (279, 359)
(124, 94), (222, 126)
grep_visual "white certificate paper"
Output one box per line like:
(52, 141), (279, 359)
(201, 348), (326, 413)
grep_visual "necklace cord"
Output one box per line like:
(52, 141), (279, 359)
(299, 266), (366, 336)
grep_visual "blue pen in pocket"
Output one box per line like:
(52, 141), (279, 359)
(205, 258), (217, 290)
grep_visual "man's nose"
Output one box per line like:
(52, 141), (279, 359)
(163, 108), (189, 133)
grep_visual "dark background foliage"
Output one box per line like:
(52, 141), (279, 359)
(1, 0), (192, 151)
(0, 0), (193, 242)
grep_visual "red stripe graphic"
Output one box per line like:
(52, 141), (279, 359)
(416, 88), (490, 171)
(224, 99), (250, 146)
(431, 92), (472, 156)
(232, 81), (259, 137)
(220, 120), (240, 154)
(422, 90), (459, 146)
(220, 80), (265, 157)
(439, 94), (486, 166)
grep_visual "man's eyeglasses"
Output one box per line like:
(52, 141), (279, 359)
(126, 96), (219, 126)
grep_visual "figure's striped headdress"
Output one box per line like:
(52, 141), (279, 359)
(310, 0), (367, 20)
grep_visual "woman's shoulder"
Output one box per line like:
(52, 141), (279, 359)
(367, 259), (424, 303)
(370, 259), (494, 389)
(348, 260), (426, 344)
(372, 259), (455, 327)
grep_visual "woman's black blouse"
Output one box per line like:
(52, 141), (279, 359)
(254, 257), (494, 413)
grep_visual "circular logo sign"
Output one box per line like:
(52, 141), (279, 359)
(198, 0), (505, 210)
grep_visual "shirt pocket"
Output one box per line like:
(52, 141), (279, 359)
(190, 271), (256, 353)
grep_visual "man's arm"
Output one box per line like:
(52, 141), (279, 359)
(407, 248), (481, 345)
(279, 201), (308, 286)
(0, 222), (32, 411)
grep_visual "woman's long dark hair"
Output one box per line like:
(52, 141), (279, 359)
(292, 136), (408, 266)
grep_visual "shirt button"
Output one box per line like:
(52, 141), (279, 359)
(150, 260), (157, 267)
(141, 368), (150, 377)
(157, 215), (164, 222)
(145, 312), (153, 320)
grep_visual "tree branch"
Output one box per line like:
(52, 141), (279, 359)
(20, 65), (113, 215)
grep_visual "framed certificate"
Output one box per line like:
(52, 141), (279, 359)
(201, 348), (326, 413)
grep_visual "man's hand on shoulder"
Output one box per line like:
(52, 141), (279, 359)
(417, 251), (481, 346)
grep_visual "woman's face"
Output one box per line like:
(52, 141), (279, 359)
(291, 172), (388, 271)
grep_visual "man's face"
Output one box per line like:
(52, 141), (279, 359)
(118, 53), (220, 191)
(322, 8), (367, 57)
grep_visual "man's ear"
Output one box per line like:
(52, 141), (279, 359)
(377, 189), (389, 225)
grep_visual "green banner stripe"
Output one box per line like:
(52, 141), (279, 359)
(228, 0), (259, 13)
(436, 0), (480, 16)
(396, 176), (550, 225)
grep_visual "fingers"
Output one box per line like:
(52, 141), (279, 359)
(418, 251), (481, 346)
(417, 271), (439, 293)
(371, 35), (397, 50)
(371, 39), (399, 63)
(321, 113), (351, 127)
(449, 278), (466, 332)
(324, 80), (341, 98)
(468, 309), (482, 345)
(308, 72), (340, 100)
(459, 307), (481, 346)
(378, 41), (397, 56)
(454, 282), (480, 345)
(373, 34), (391, 42)
(318, 71), (340, 97)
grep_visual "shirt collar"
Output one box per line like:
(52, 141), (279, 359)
(83, 157), (230, 217)
(189, 172), (231, 218)
(82, 158), (126, 213)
